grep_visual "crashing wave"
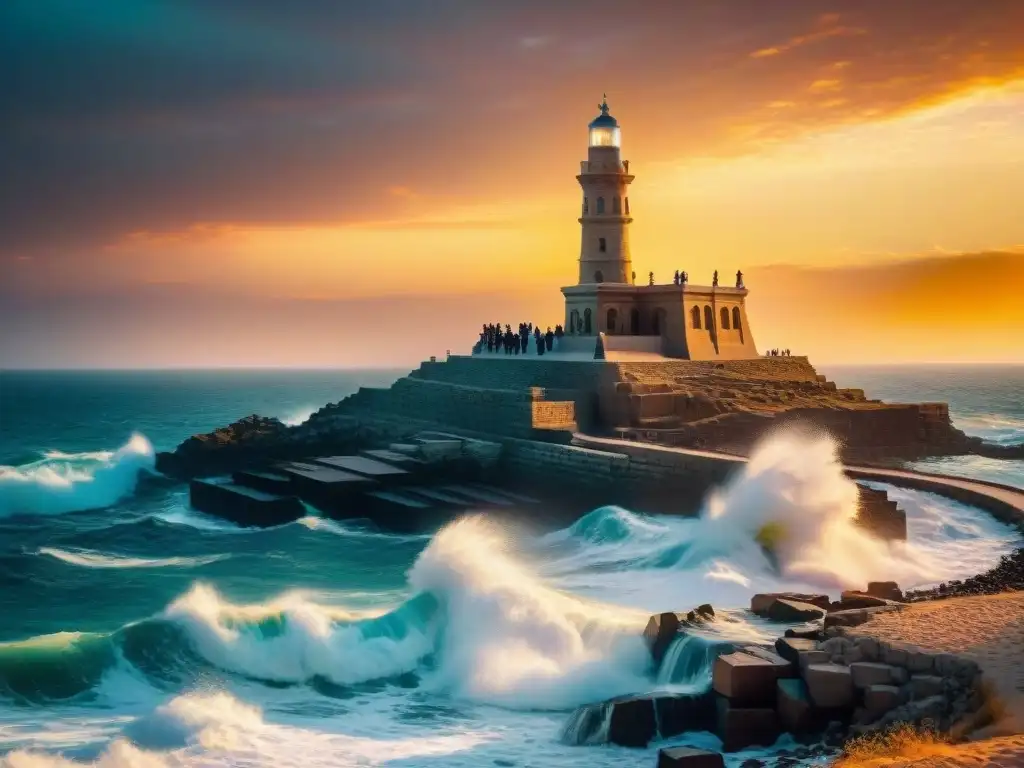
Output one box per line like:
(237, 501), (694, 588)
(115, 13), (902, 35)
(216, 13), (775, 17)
(0, 435), (155, 518)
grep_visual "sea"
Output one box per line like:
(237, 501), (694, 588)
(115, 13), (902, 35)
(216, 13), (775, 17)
(0, 365), (1021, 768)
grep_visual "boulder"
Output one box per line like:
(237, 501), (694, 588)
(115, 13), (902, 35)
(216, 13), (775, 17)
(643, 606), (716, 665)
(910, 675), (945, 700)
(655, 691), (718, 738)
(766, 599), (826, 623)
(777, 678), (813, 734)
(804, 663), (855, 709)
(713, 652), (785, 705)
(864, 684), (902, 719)
(834, 592), (897, 610)
(644, 612), (682, 666)
(906, 650), (935, 674)
(774, 637), (818, 665)
(751, 593), (829, 616)
(785, 627), (824, 641)
(854, 636), (880, 661)
(716, 697), (780, 752)
(866, 581), (904, 602)
(799, 650), (830, 672)
(658, 747), (725, 768)
(606, 696), (656, 747)
(850, 662), (895, 689)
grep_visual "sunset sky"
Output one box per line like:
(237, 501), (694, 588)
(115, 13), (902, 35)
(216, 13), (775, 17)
(2, 0), (1023, 367)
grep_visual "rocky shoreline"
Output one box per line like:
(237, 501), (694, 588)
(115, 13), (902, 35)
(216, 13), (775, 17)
(569, 584), (996, 767)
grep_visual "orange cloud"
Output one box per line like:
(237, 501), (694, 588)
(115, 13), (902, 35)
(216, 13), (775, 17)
(749, 13), (866, 59)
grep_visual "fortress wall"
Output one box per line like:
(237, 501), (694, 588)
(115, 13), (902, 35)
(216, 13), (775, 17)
(343, 377), (577, 441)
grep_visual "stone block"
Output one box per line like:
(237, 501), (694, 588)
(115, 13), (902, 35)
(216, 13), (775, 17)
(910, 675), (945, 700)
(777, 678), (813, 734)
(716, 697), (780, 752)
(774, 637), (818, 665)
(882, 645), (909, 667)
(606, 696), (656, 747)
(850, 662), (895, 689)
(712, 652), (781, 705)
(799, 650), (830, 672)
(643, 612), (681, 666)
(854, 636), (879, 661)
(766, 599), (826, 623)
(836, 591), (893, 610)
(751, 593), (830, 615)
(804, 663), (855, 709)
(864, 685), (902, 719)
(824, 609), (868, 628)
(866, 581), (904, 601)
(657, 747), (724, 768)
(905, 651), (934, 674)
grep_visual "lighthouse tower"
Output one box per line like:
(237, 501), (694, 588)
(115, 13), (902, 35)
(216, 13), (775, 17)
(577, 95), (634, 285)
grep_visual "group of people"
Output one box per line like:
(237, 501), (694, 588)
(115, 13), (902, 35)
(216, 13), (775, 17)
(480, 322), (565, 356)
(766, 348), (792, 357)
(669, 269), (744, 288)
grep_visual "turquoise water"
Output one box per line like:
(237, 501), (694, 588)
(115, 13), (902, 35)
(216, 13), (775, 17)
(0, 366), (1021, 767)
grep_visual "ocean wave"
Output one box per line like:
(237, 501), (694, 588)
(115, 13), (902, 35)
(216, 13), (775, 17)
(36, 547), (229, 570)
(952, 412), (1024, 445)
(279, 406), (316, 427)
(0, 435), (155, 518)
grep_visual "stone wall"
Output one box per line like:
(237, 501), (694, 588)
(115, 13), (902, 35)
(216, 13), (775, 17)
(339, 377), (578, 441)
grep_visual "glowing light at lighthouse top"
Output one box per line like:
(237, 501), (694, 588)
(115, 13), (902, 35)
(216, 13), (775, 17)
(588, 94), (621, 148)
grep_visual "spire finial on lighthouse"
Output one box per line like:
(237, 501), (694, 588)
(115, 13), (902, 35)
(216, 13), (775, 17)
(599, 93), (609, 114)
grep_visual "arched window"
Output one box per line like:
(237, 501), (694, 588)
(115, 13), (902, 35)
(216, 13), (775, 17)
(691, 306), (701, 329)
(598, 237), (606, 253)
(624, 197), (630, 215)
(606, 307), (618, 333)
(594, 270), (604, 283)
(569, 310), (579, 334)
(596, 197), (605, 214)
(613, 196), (621, 214)
(584, 308), (592, 334)
(630, 307), (640, 335)
(720, 307), (731, 330)
(732, 307), (741, 331)
(704, 305), (714, 331)
(582, 197), (589, 215)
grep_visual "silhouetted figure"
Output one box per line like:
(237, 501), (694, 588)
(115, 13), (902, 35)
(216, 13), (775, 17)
(545, 327), (554, 351)
(682, 271), (688, 284)
(534, 327), (544, 356)
(631, 271), (636, 284)
(649, 271), (655, 286)
(736, 270), (744, 288)
(712, 270), (719, 287)
(674, 270), (680, 285)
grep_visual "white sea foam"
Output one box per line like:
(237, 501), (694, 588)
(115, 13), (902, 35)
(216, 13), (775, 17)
(0, 435), (154, 517)
(279, 406), (316, 427)
(37, 547), (228, 570)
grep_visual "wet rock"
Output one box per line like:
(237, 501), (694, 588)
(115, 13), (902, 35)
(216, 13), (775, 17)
(643, 612), (682, 666)
(774, 637), (818, 665)
(804, 664), (855, 709)
(657, 747), (725, 768)
(751, 593), (830, 616)
(655, 691), (718, 738)
(784, 627), (824, 641)
(606, 695), (656, 747)
(716, 697), (780, 752)
(643, 606), (716, 665)
(713, 652), (787, 705)
(850, 662), (895, 689)
(766, 599), (826, 623)
(777, 678), (813, 734)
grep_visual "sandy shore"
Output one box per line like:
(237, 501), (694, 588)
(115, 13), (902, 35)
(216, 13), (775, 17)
(841, 591), (1024, 766)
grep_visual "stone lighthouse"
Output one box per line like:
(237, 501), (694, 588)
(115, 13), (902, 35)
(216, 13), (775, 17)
(577, 95), (634, 285)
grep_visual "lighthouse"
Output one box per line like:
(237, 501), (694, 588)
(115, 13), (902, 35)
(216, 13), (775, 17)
(577, 95), (634, 285)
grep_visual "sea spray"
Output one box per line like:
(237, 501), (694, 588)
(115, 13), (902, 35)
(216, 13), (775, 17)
(684, 431), (944, 589)
(408, 516), (651, 708)
(37, 547), (229, 570)
(0, 434), (155, 517)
